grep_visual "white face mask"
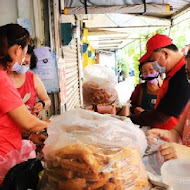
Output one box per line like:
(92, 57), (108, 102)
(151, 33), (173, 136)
(16, 65), (30, 74)
(187, 79), (190, 84)
(11, 57), (25, 72)
(151, 52), (168, 74)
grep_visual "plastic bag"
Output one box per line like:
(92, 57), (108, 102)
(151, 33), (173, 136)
(0, 140), (36, 183)
(83, 65), (118, 106)
(0, 158), (43, 190)
(145, 135), (167, 175)
(109, 115), (148, 156)
(39, 109), (149, 190)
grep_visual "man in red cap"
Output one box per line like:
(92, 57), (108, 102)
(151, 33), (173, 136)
(129, 33), (190, 130)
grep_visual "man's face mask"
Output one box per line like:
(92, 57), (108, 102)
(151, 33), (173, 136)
(152, 61), (166, 73)
(151, 53), (167, 74)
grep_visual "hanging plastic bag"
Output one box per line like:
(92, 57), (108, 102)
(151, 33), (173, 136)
(0, 140), (36, 184)
(39, 109), (149, 190)
(83, 65), (118, 106)
(0, 158), (43, 190)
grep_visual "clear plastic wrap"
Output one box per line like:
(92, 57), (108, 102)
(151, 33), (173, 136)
(145, 134), (167, 176)
(39, 109), (149, 190)
(83, 65), (118, 106)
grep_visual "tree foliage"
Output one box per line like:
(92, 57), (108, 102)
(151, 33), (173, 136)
(170, 19), (190, 48)
(116, 12), (190, 85)
(121, 28), (166, 84)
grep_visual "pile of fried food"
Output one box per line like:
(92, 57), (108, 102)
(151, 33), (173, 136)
(83, 82), (118, 106)
(42, 143), (149, 190)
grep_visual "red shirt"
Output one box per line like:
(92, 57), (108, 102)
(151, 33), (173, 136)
(17, 71), (37, 111)
(0, 70), (23, 156)
(155, 57), (186, 130)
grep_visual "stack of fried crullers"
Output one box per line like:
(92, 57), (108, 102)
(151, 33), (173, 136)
(39, 109), (149, 190)
(83, 81), (118, 106)
(42, 143), (148, 190)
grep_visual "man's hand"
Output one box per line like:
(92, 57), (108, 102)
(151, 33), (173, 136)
(148, 128), (182, 145)
(147, 129), (172, 144)
(159, 143), (190, 161)
(134, 107), (144, 115)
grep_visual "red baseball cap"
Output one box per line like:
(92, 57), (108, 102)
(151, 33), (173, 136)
(139, 33), (173, 62)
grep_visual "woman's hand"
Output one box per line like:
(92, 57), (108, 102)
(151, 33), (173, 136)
(29, 133), (47, 145)
(36, 111), (42, 118)
(33, 102), (44, 113)
(159, 143), (190, 161)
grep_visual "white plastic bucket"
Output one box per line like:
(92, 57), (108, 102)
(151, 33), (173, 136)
(161, 159), (190, 190)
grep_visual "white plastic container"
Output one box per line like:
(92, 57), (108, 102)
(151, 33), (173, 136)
(161, 159), (190, 190)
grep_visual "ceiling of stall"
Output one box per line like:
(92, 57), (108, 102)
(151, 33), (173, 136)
(64, 0), (190, 18)
(79, 14), (171, 50)
(63, 0), (190, 50)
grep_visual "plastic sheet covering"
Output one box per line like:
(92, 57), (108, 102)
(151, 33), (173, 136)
(65, 0), (168, 7)
(83, 65), (118, 106)
(39, 109), (149, 190)
(66, 4), (170, 15)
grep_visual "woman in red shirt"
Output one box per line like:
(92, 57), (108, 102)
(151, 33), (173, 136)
(0, 24), (49, 181)
(8, 45), (51, 119)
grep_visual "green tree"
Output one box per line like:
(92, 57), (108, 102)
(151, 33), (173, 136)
(122, 28), (167, 84)
(170, 20), (190, 48)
